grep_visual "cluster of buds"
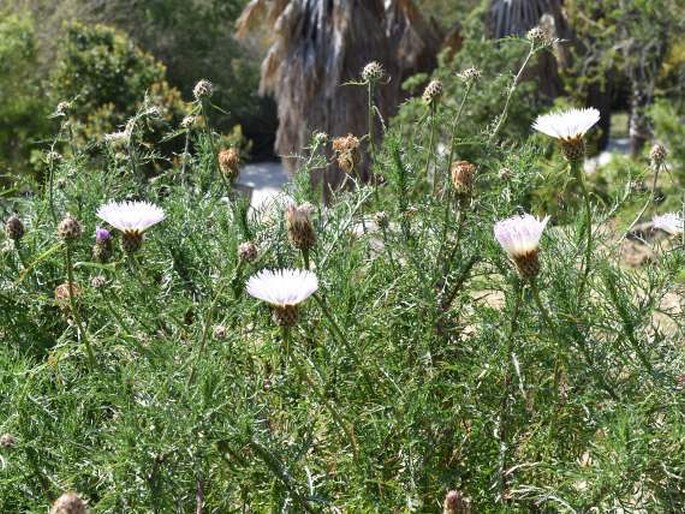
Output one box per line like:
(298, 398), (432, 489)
(50, 492), (88, 514)
(450, 160), (475, 198)
(218, 148), (240, 182)
(92, 228), (113, 263)
(286, 203), (316, 252)
(193, 79), (214, 100)
(58, 215), (82, 242)
(332, 134), (361, 175)
(422, 79), (444, 106)
(5, 215), (25, 242)
(361, 61), (386, 84)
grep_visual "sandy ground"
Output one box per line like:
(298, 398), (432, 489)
(236, 161), (290, 208)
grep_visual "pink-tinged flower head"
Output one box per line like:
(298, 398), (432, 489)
(494, 213), (550, 279)
(652, 212), (684, 236)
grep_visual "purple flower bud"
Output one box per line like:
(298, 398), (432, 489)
(95, 227), (111, 244)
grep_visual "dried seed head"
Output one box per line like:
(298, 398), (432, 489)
(422, 79), (444, 105)
(361, 61), (386, 83)
(0, 433), (16, 448)
(238, 241), (258, 263)
(58, 215), (82, 241)
(332, 134), (361, 175)
(218, 148), (240, 182)
(650, 143), (668, 167)
(193, 79), (214, 100)
(54, 282), (81, 308)
(286, 204), (316, 251)
(5, 215), (25, 241)
(451, 161), (476, 197)
(374, 211), (389, 230)
(443, 489), (470, 514)
(50, 492), (88, 514)
(213, 324), (228, 340)
(458, 67), (481, 84)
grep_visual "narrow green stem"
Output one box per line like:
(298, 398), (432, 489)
(314, 294), (375, 394)
(443, 83), (473, 200)
(65, 244), (96, 369)
(424, 104), (438, 191)
(499, 280), (523, 504)
(572, 160), (593, 301)
(489, 43), (535, 143)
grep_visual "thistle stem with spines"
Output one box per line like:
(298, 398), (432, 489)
(65, 243), (96, 370)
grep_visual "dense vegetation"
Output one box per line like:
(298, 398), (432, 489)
(1, 1), (685, 512)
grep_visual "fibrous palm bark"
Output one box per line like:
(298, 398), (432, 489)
(237, 0), (441, 195)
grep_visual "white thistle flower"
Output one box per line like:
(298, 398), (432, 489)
(96, 200), (165, 253)
(246, 268), (318, 307)
(532, 108), (600, 141)
(494, 213), (550, 279)
(652, 212), (684, 235)
(533, 107), (600, 164)
(96, 200), (165, 234)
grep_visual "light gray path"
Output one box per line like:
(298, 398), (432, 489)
(237, 161), (290, 208)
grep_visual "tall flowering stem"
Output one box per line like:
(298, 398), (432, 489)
(533, 107), (600, 300)
(64, 242), (96, 369)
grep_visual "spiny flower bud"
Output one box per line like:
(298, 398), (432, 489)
(374, 211), (389, 230)
(55, 101), (71, 117)
(45, 151), (63, 164)
(218, 148), (240, 182)
(0, 433), (16, 448)
(526, 26), (550, 44)
(650, 143), (668, 167)
(443, 489), (470, 514)
(422, 79), (444, 105)
(50, 492), (88, 514)
(361, 61), (386, 83)
(213, 324), (228, 340)
(5, 215), (25, 241)
(58, 215), (82, 241)
(458, 67), (481, 84)
(312, 130), (328, 146)
(193, 79), (214, 100)
(90, 275), (107, 289)
(92, 228), (113, 263)
(286, 204), (316, 251)
(181, 115), (199, 129)
(498, 167), (512, 181)
(238, 241), (258, 263)
(451, 160), (475, 197)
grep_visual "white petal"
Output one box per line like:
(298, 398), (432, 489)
(96, 200), (166, 233)
(246, 268), (319, 306)
(533, 107), (600, 140)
